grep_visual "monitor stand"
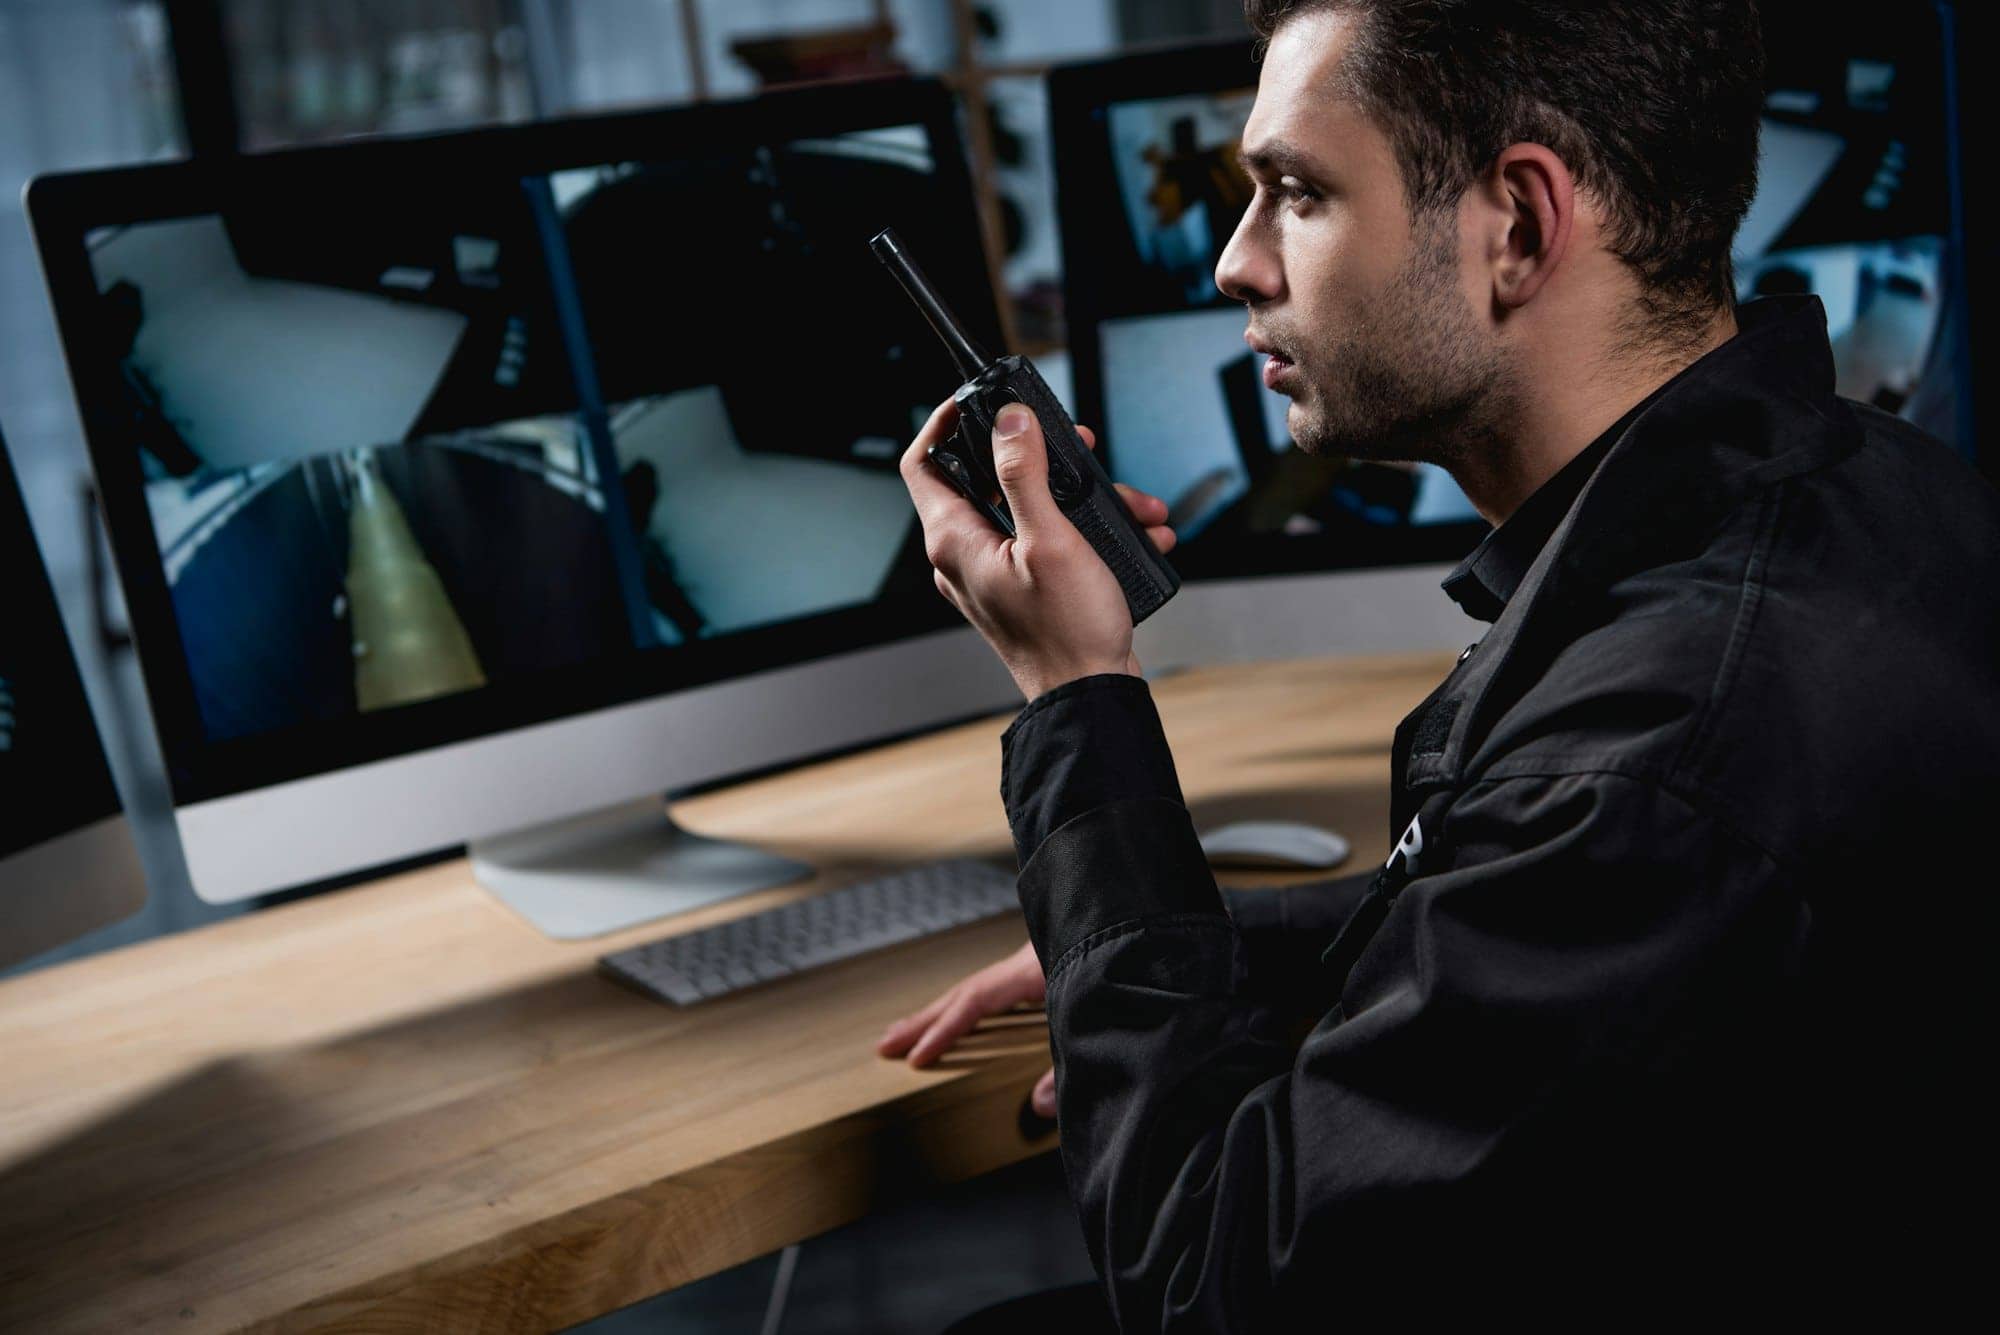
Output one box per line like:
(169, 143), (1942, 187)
(468, 796), (811, 940)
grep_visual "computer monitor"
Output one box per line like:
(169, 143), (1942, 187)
(29, 79), (1021, 937)
(1742, 1), (1975, 457)
(1048, 19), (1976, 665)
(0, 426), (146, 968)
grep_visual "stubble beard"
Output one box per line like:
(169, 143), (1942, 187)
(1282, 213), (1515, 471)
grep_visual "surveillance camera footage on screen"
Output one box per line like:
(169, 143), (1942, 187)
(81, 127), (968, 751)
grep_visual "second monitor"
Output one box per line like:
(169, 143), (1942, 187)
(0, 425), (146, 968)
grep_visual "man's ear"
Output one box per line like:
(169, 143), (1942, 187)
(1484, 143), (1575, 310)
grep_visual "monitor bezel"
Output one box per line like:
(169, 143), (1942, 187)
(0, 426), (128, 859)
(0, 424), (146, 964)
(1047, 39), (1491, 582)
(29, 76), (995, 808)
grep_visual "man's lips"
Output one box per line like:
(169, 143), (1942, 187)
(1246, 331), (1296, 389)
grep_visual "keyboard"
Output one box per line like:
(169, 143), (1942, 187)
(599, 858), (1021, 1006)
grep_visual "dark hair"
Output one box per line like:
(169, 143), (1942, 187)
(1244, 0), (1765, 341)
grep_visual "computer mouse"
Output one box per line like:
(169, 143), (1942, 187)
(1198, 821), (1352, 870)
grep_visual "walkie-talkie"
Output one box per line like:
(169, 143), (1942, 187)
(871, 229), (1180, 624)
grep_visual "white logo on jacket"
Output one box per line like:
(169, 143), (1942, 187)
(1387, 816), (1424, 877)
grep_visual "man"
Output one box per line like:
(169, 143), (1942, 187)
(885, 0), (1996, 1324)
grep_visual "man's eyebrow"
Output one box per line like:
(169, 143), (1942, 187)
(1239, 141), (1329, 180)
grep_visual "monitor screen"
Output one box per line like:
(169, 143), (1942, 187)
(0, 432), (124, 862)
(33, 80), (995, 804)
(1742, 3), (1970, 455)
(1051, 20), (1974, 577)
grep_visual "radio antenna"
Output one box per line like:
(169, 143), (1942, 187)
(871, 228), (990, 380)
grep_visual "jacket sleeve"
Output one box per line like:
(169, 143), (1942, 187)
(1001, 675), (1372, 1018)
(1005, 679), (1804, 1329)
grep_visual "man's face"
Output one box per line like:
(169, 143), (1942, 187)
(1216, 11), (1510, 464)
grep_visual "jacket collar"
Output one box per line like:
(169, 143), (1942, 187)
(1401, 295), (1862, 793)
(1442, 379), (1667, 624)
(1544, 294), (1861, 609)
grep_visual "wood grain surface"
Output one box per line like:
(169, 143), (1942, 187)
(0, 652), (1452, 1333)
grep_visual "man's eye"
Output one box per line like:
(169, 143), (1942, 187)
(1279, 178), (1319, 209)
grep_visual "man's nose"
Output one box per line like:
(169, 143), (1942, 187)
(1215, 209), (1279, 305)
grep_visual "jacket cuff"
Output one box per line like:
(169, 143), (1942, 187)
(1015, 796), (1225, 975)
(1000, 673), (1185, 868)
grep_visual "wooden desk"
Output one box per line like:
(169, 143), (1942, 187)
(0, 652), (1452, 1334)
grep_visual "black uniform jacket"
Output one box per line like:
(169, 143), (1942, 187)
(1001, 297), (1999, 1325)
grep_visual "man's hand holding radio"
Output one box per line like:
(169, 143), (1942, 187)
(902, 399), (1178, 702)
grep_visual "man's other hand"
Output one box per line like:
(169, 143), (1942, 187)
(877, 939), (1058, 1119)
(901, 400), (1177, 702)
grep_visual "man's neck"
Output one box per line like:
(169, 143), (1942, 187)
(1453, 311), (1740, 526)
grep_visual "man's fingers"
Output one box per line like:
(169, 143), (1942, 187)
(1077, 424), (1097, 450)
(876, 1020), (916, 1058)
(901, 397), (959, 478)
(877, 987), (957, 1057)
(1112, 482), (1177, 553)
(907, 996), (982, 1067)
(1114, 483), (1169, 526)
(899, 965), (1024, 1066)
(1032, 1067), (1057, 1119)
(878, 1007), (949, 1061)
(904, 448), (974, 535)
(989, 404), (1063, 541)
(879, 971), (981, 1053)
(900, 397), (997, 577)
(879, 946), (1041, 1065)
